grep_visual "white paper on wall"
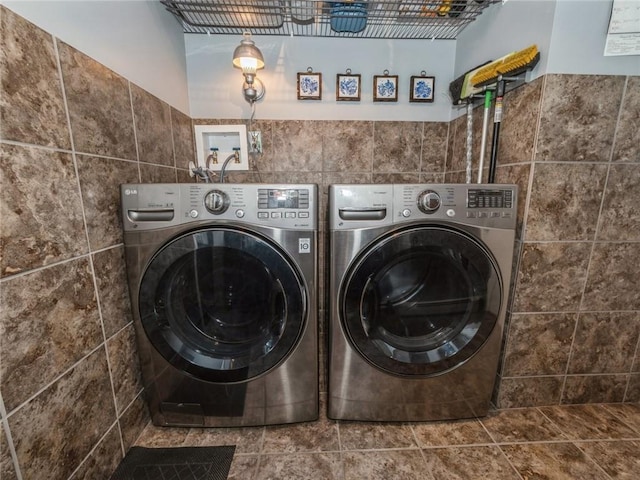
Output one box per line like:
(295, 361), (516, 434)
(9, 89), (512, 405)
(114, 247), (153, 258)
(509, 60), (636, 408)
(604, 0), (640, 56)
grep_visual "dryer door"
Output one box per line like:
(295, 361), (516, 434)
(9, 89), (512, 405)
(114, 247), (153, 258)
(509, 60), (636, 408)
(138, 226), (307, 383)
(341, 225), (501, 377)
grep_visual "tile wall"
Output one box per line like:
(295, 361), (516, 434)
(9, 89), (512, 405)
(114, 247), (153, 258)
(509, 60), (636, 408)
(446, 75), (640, 407)
(1, 5), (638, 479)
(0, 6), (193, 479)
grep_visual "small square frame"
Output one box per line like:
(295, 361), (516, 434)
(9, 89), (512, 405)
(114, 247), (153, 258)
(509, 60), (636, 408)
(373, 74), (398, 102)
(336, 73), (361, 101)
(410, 75), (435, 103)
(297, 72), (322, 100)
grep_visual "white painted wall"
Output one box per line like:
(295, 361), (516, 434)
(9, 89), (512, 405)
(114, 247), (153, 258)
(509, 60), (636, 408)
(456, 0), (640, 79)
(454, 0), (556, 80)
(187, 34), (457, 122)
(3, 0), (190, 114)
(547, 0), (640, 75)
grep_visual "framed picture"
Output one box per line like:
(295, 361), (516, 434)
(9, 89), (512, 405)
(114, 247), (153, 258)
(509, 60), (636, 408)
(297, 70), (322, 100)
(410, 75), (435, 103)
(336, 72), (361, 101)
(373, 72), (398, 102)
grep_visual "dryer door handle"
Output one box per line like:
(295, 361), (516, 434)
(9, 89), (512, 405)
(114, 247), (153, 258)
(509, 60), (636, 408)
(339, 207), (387, 221)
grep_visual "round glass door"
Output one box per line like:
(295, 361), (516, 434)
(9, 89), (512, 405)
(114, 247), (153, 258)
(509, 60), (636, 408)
(138, 227), (307, 383)
(340, 225), (501, 377)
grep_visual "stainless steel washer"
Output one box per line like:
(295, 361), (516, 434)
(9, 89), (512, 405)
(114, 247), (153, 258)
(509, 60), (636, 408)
(121, 183), (318, 427)
(328, 183), (517, 421)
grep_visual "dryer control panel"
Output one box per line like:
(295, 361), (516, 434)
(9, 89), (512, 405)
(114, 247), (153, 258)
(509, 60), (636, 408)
(394, 184), (517, 230)
(121, 183), (317, 231)
(329, 184), (517, 231)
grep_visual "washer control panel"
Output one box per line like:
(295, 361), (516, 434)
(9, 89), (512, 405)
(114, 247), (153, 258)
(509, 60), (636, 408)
(121, 183), (317, 231)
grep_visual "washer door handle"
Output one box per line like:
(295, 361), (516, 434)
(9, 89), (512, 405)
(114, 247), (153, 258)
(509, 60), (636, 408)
(127, 209), (174, 222)
(339, 207), (387, 221)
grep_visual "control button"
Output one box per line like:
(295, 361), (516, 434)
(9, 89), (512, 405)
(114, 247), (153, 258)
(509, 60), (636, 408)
(446, 209), (455, 217)
(257, 211), (269, 219)
(466, 211), (476, 218)
(478, 212), (488, 218)
(298, 211), (309, 218)
(417, 190), (441, 214)
(204, 190), (230, 215)
(402, 209), (411, 218)
(285, 212), (296, 218)
(271, 212), (281, 219)
(235, 209), (245, 218)
(189, 209), (199, 218)
(490, 211), (500, 218)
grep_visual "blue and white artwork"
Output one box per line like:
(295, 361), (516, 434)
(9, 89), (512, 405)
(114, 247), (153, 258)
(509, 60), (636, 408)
(410, 75), (435, 103)
(337, 74), (361, 101)
(298, 73), (322, 100)
(377, 79), (395, 97)
(373, 75), (398, 102)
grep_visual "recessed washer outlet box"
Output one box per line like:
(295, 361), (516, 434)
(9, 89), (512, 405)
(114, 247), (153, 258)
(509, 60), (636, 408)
(194, 124), (249, 171)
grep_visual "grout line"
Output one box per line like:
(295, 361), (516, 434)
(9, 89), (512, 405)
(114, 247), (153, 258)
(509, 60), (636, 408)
(571, 441), (616, 480)
(0, 138), (73, 154)
(128, 80), (142, 182)
(418, 121), (425, 176)
(500, 372), (633, 380)
(168, 106), (177, 175)
(505, 309), (640, 315)
(0, 244), (125, 284)
(601, 403), (640, 435)
(253, 425), (267, 477)
(4, 342), (108, 421)
(492, 441), (526, 480)
(0, 138), (143, 166)
(52, 35), (91, 259)
(65, 420), (123, 480)
(0, 391), (24, 480)
(607, 75), (628, 164)
(624, 335), (640, 402)
(530, 74), (546, 165)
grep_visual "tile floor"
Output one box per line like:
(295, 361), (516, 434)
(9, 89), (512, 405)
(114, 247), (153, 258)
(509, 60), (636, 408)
(134, 400), (640, 479)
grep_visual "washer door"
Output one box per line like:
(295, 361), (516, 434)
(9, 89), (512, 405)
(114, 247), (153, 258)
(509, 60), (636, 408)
(138, 226), (307, 383)
(340, 225), (501, 377)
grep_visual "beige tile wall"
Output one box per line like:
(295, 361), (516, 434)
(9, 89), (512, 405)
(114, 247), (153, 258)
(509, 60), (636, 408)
(2, 5), (639, 479)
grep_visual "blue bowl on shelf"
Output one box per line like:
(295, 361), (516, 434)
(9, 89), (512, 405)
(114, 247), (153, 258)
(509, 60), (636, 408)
(330, 3), (368, 33)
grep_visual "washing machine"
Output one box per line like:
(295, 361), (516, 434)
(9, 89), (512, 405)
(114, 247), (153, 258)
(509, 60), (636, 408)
(328, 183), (517, 421)
(121, 183), (318, 427)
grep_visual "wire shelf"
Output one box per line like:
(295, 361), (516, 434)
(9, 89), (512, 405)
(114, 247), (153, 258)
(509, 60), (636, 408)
(161, 0), (499, 40)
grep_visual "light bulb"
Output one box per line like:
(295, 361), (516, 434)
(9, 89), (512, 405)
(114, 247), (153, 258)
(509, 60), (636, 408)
(239, 56), (258, 74)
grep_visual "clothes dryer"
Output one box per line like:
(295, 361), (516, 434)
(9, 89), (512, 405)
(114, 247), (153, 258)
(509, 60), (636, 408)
(328, 183), (517, 421)
(121, 183), (318, 427)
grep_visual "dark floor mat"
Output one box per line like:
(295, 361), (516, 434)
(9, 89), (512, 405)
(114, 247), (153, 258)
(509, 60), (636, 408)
(109, 446), (236, 480)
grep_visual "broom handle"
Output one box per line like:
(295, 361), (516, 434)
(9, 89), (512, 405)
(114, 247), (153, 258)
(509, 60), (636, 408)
(465, 102), (473, 184)
(477, 90), (492, 184)
(488, 79), (505, 184)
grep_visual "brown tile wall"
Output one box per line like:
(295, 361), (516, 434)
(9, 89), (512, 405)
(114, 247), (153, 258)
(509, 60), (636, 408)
(455, 74), (640, 408)
(0, 6), (194, 479)
(2, 5), (638, 478)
